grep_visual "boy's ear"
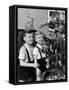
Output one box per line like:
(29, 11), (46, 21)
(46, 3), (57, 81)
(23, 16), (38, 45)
(35, 37), (38, 42)
(23, 36), (26, 41)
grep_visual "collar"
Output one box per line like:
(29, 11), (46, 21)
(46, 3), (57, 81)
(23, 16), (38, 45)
(36, 44), (42, 49)
(24, 43), (33, 52)
(24, 43), (31, 51)
(24, 43), (29, 49)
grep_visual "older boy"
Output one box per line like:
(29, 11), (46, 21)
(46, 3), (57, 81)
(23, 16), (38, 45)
(18, 30), (37, 82)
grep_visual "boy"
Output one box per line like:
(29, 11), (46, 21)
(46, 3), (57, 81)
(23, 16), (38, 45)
(18, 30), (37, 82)
(33, 31), (50, 81)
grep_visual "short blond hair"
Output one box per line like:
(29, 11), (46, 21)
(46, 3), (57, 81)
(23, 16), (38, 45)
(35, 31), (45, 37)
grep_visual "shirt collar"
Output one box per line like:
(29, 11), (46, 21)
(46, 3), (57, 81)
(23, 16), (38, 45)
(24, 43), (30, 50)
(36, 43), (42, 49)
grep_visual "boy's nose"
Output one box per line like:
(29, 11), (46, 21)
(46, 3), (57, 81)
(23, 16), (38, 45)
(30, 38), (34, 40)
(41, 39), (44, 41)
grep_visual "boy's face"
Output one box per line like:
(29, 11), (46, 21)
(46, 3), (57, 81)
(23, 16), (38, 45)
(24, 33), (34, 45)
(35, 35), (44, 45)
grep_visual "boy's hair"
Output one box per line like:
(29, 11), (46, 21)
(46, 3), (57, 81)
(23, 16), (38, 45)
(35, 31), (45, 38)
(23, 30), (36, 38)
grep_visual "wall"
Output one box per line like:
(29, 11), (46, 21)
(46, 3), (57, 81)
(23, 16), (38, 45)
(18, 8), (48, 29)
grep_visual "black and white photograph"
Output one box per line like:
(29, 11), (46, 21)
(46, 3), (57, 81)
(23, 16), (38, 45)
(9, 5), (67, 85)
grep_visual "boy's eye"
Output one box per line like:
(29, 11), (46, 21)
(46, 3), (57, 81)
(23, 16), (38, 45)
(29, 36), (34, 38)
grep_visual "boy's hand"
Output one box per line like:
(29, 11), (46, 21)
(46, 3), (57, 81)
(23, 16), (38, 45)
(46, 63), (50, 69)
(33, 63), (38, 68)
(33, 63), (39, 68)
(45, 58), (49, 62)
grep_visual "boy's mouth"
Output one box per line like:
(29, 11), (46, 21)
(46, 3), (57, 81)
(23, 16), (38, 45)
(29, 40), (34, 42)
(40, 40), (44, 43)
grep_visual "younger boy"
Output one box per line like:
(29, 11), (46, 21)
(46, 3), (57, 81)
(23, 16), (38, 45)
(33, 31), (50, 81)
(18, 30), (37, 82)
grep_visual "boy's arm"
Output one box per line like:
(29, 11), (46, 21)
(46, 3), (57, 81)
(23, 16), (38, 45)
(33, 48), (39, 67)
(19, 46), (36, 68)
(33, 55), (40, 67)
(20, 59), (37, 68)
(33, 55), (41, 81)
